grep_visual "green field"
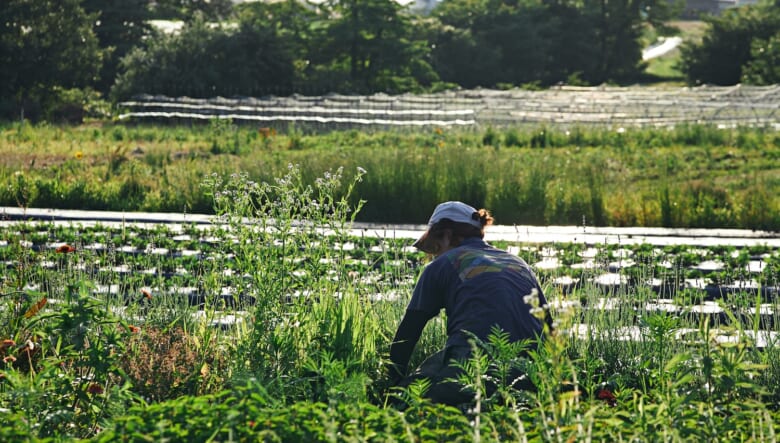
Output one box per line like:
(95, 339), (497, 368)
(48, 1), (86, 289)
(2, 121), (779, 230)
(1, 150), (780, 441)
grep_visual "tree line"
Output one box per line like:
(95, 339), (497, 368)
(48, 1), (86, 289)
(1, 0), (778, 122)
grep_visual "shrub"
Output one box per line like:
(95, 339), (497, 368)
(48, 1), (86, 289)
(680, 1), (780, 85)
(120, 326), (226, 402)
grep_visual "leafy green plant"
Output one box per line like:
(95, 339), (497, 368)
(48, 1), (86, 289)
(201, 164), (369, 393)
(0, 281), (139, 440)
(2, 164), (780, 441)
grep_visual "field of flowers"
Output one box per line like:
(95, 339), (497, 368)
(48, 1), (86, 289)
(2, 166), (780, 441)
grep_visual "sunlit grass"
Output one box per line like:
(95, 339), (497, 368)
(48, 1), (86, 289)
(1, 122), (779, 230)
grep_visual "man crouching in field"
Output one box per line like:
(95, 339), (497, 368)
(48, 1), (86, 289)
(387, 201), (552, 406)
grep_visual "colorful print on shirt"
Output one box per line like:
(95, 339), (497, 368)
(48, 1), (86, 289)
(448, 248), (527, 281)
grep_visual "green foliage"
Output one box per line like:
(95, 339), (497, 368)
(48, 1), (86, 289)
(82, 0), (153, 94)
(680, 1), (780, 85)
(2, 123), (780, 230)
(0, 282), (140, 440)
(2, 0), (777, 116)
(742, 31), (780, 85)
(96, 379), (477, 442)
(454, 328), (537, 408)
(431, 0), (550, 86)
(1, 164), (780, 440)
(152, 0), (235, 21)
(201, 165), (374, 399)
(4, 0), (775, 115)
(0, 0), (103, 121)
(112, 18), (297, 100)
(309, 0), (438, 94)
(237, 0), (318, 89)
(208, 118), (245, 155)
(431, 0), (680, 86)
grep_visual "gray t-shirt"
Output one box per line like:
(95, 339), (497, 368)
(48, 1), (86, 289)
(407, 237), (547, 348)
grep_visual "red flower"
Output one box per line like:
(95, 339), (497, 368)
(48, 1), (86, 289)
(87, 383), (104, 395)
(141, 289), (152, 300)
(128, 325), (141, 334)
(56, 244), (76, 254)
(596, 388), (617, 406)
(0, 339), (14, 350)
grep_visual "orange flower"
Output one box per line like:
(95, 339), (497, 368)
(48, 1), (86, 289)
(128, 325), (140, 334)
(24, 298), (47, 319)
(56, 244), (76, 254)
(258, 127), (276, 138)
(141, 289), (152, 300)
(3, 355), (16, 364)
(87, 383), (104, 395)
(0, 339), (14, 349)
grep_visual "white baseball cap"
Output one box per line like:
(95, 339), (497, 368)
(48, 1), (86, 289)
(413, 201), (482, 252)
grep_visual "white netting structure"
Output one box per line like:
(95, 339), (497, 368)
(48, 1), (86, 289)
(119, 84), (780, 130)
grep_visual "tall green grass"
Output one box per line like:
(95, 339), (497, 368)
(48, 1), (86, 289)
(2, 121), (779, 230)
(1, 122), (779, 230)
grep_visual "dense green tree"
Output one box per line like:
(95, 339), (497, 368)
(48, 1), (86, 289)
(541, 0), (599, 85)
(492, 0), (552, 85)
(236, 0), (319, 93)
(310, 0), (438, 93)
(680, 1), (780, 85)
(82, 0), (153, 93)
(585, 0), (645, 82)
(0, 0), (102, 120)
(423, 21), (503, 88)
(112, 18), (296, 99)
(431, 0), (550, 87)
(432, 0), (680, 87)
(581, 0), (681, 83)
(741, 31), (780, 85)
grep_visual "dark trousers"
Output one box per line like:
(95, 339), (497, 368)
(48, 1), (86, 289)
(398, 345), (475, 406)
(398, 345), (536, 407)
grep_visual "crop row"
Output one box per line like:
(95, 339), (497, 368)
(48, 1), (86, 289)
(2, 221), (779, 333)
(4, 221), (779, 286)
(4, 162), (780, 441)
